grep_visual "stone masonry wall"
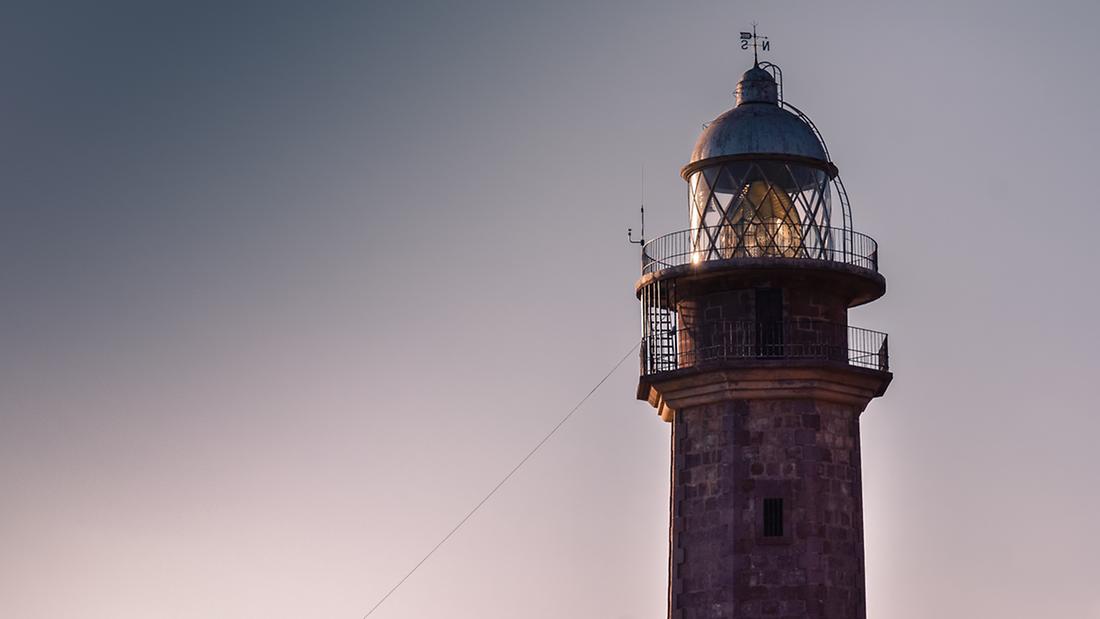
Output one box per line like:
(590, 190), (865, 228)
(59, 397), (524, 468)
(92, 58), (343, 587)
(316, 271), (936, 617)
(668, 398), (865, 619)
(675, 286), (850, 366)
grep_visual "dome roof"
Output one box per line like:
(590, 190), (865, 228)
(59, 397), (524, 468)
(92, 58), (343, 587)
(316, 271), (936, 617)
(686, 67), (828, 171)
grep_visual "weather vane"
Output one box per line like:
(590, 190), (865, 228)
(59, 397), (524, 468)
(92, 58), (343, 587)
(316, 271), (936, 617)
(740, 24), (769, 65)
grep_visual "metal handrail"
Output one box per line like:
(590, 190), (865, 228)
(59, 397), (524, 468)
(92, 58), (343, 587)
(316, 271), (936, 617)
(641, 319), (888, 375)
(779, 99), (857, 234)
(640, 225), (879, 275)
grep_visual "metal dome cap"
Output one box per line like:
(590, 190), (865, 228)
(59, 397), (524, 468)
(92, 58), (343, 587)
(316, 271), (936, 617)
(684, 66), (828, 176)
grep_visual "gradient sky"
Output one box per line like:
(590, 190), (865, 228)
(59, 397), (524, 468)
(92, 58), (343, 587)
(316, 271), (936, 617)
(2, 1), (1099, 618)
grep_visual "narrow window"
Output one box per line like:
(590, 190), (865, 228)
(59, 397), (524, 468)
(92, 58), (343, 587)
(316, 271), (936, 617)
(754, 289), (784, 357)
(763, 498), (784, 537)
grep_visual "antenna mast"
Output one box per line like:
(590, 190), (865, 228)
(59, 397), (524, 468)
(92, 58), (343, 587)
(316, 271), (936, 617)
(628, 166), (645, 246)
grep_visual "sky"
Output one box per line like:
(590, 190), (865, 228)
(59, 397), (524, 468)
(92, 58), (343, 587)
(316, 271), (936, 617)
(2, 1), (1099, 618)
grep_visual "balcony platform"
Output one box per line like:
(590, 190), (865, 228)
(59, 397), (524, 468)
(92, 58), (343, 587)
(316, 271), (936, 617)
(637, 358), (893, 422)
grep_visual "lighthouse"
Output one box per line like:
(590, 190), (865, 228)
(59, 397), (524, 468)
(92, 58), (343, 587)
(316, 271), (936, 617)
(636, 60), (892, 619)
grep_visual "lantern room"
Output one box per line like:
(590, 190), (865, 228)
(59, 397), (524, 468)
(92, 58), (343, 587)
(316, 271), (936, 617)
(683, 66), (843, 263)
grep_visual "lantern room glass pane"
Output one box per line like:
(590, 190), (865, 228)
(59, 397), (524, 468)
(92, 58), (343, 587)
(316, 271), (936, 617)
(689, 160), (832, 260)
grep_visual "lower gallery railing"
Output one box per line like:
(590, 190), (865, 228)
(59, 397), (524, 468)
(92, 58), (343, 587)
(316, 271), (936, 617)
(641, 320), (888, 375)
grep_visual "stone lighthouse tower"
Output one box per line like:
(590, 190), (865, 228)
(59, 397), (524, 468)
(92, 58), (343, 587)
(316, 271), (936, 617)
(635, 61), (892, 619)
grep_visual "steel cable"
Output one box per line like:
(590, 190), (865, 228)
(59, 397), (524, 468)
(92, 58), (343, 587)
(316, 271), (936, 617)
(360, 340), (641, 618)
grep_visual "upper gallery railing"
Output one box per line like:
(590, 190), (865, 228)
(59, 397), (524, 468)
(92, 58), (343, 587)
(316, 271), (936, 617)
(640, 225), (879, 275)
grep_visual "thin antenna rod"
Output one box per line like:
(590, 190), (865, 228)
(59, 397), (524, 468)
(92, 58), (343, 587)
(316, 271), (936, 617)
(628, 165), (646, 246)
